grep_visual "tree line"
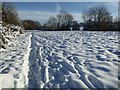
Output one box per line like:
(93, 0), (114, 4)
(2, 2), (120, 31)
(2, 2), (21, 26)
(82, 5), (119, 31)
(22, 20), (41, 30)
(2, 2), (42, 30)
(44, 9), (79, 30)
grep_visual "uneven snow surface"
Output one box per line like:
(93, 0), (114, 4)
(0, 31), (120, 89)
(0, 32), (32, 88)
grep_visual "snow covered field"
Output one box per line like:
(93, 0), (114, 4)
(0, 32), (32, 88)
(0, 31), (120, 89)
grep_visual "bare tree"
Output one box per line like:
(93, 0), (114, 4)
(83, 5), (112, 22)
(57, 9), (73, 27)
(82, 10), (90, 23)
(22, 20), (41, 30)
(46, 16), (57, 30)
(2, 2), (21, 25)
(82, 5), (113, 30)
(46, 9), (73, 30)
(0, 2), (2, 21)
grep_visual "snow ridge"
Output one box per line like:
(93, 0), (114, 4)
(28, 33), (41, 88)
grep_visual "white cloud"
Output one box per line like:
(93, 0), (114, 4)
(56, 2), (61, 13)
(18, 10), (57, 24)
(112, 12), (118, 17)
(72, 13), (83, 22)
(106, 3), (118, 17)
(18, 10), (83, 24)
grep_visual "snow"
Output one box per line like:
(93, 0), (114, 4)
(28, 31), (119, 88)
(0, 24), (24, 49)
(0, 74), (14, 88)
(0, 32), (32, 89)
(0, 31), (119, 89)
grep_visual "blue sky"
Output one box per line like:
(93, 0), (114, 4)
(13, 2), (118, 24)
